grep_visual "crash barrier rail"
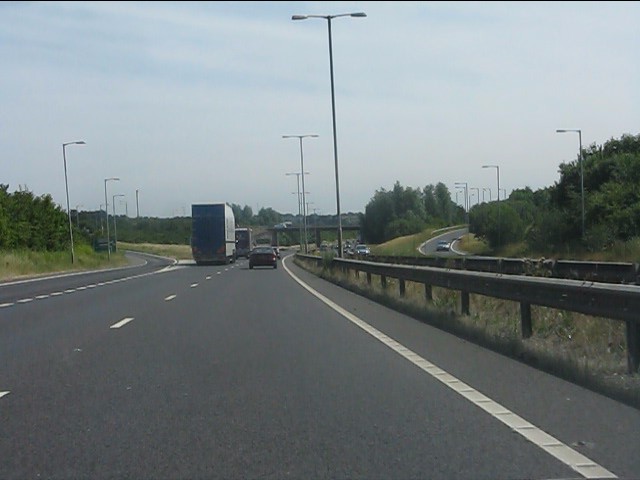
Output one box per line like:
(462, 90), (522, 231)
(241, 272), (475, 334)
(366, 255), (640, 285)
(295, 254), (640, 374)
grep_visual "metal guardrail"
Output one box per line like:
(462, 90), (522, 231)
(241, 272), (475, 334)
(296, 254), (640, 374)
(367, 254), (640, 285)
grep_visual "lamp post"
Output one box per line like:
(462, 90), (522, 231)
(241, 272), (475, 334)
(62, 140), (85, 264)
(292, 11), (366, 257)
(556, 129), (585, 238)
(470, 187), (480, 207)
(283, 134), (317, 254)
(136, 189), (140, 218)
(454, 182), (469, 224)
(482, 165), (500, 247)
(104, 177), (119, 259)
(287, 172), (303, 249)
(112, 194), (125, 250)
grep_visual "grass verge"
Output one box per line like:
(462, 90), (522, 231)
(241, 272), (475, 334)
(118, 241), (193, 260)
(0, 244), (128, 282)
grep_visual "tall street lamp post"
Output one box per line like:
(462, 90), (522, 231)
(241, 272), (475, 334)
(283, 134), (317, 254)
(482, 165), (501, 247)
(104, 177), (120, 260)
(62, 140), (85, 264)
(556, 129), (585, 238)
(112, 194), (125, 250)
(285, 172), (302, 248)
(454, 182), (469, 224)
(292, 11), (366, 257)
(470, 187), (480, 207)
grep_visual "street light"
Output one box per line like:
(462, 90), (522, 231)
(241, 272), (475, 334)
(470, 187), (480, 207)
(556, 128), (585, 238)
(112, 194), (125, 250)
(454, 182), (469, 224)
(104, 177), (120, 260)
(286, 171), (309, 252)
(62, 140), (85, 264)
(292, 11), (366, 257)
(482, 165), (501, 247)
(283, 134), (317, 253)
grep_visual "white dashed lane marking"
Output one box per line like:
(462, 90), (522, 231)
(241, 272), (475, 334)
(0, 391), (9, 399)
(110, 317), (134, 329)
(165, 295), (177, 301)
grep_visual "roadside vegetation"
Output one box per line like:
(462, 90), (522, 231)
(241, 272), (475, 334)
(0, 245), (127, 282)
(118, 241), (193, 260)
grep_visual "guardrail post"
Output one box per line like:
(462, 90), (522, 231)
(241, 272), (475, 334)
(424, 284), (432, 301)
(381, 275), (387, 290)
(520, 302), (532, 338)
(626, 320), (640, 374)
(367, 272), (372, 285)
(461, 291), (470, 315)
(399, 279), (406, 297)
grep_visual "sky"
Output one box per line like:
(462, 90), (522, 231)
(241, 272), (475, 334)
(1, 1), (639, 218)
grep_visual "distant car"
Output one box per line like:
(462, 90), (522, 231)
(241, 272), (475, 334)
(436, 240), (451, 252)
(249, 246), (277, 269)
(354, 244), (371, 256)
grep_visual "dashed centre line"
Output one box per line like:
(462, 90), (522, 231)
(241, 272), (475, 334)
(0, 391), (9, 399)
(17, 298), (33, 304)
(190, 283), (199, 288)
(165, 294), (177, 301)
(110, 317), (134, 329)
(0, 303), (14, 308)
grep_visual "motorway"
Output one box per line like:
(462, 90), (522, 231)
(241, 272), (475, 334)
(1, 251), (639, 479)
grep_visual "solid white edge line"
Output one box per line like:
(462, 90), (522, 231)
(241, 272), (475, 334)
(281, 256), (617, 480)
(110, 317), (134, 329)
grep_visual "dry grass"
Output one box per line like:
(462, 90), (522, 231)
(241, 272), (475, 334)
(118, 242), (193, 260)
(0, 245), (128, 282)
(295, 255), (640, 409)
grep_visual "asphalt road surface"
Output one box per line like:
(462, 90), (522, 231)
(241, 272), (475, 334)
(1, 251), (638, 479)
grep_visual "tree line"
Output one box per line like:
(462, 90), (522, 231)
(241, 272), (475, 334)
(469, 133), (640, 252)
(2, 132), (638, 253)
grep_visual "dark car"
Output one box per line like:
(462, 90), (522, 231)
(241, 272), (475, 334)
(249, 246), (278, 269)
